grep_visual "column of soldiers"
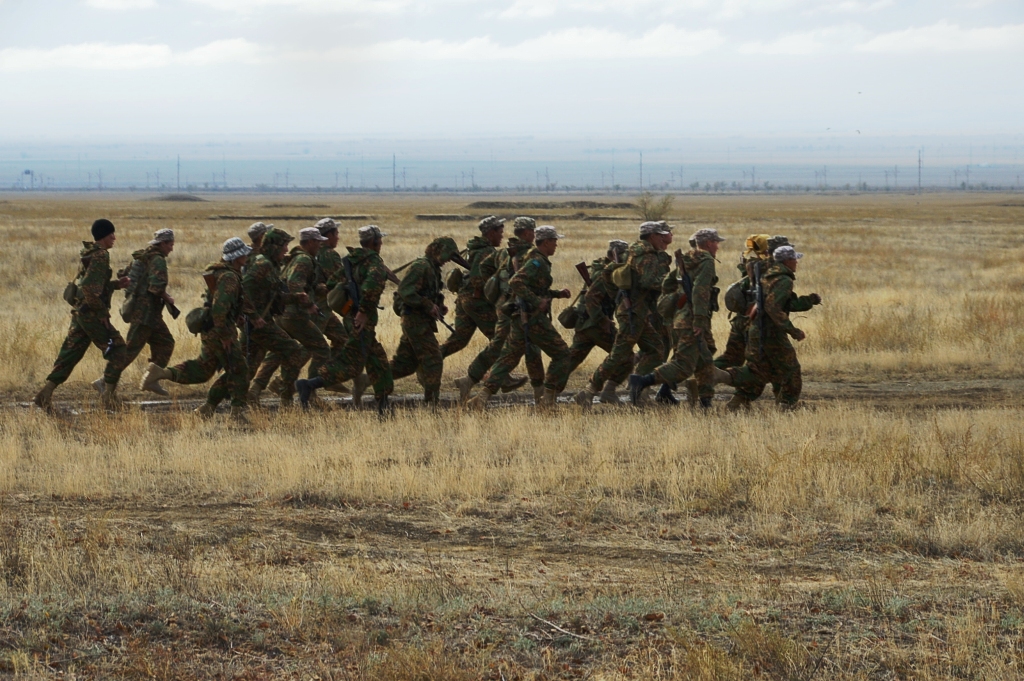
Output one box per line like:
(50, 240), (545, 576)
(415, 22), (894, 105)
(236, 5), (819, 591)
(32, 216), (821, 418)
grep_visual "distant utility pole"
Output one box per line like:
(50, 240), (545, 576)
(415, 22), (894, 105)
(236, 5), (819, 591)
(176, 156), (180, 191)
(751, 166), (756, 190)
(894, 165), (898, 188)
(392, 154), (396, 192)
(918, 149), (922, 193)
(639, 152), (643, 190)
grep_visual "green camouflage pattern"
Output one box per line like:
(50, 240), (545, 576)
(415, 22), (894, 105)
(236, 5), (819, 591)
(566, 257), (616, 374)
(391, 257), (445, 394)
(123, 245), (169, 326)
(652, 250), (718, 388)
(281, 247), (320, 320)
(245, 320), (309, 397)
(345, 247), (389, 327)
(440, 236), (499, 357)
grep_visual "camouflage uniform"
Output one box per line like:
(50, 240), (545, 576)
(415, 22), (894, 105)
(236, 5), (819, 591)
(277, 246), (331, 378)
(465, 237), (545, 385)
(588, 240), (667, 389)
(480, 247), (572, 394)
(651, 250), (718, 389)
(110, 245), (175, 374)
(728, 262), (818, 406)
(168, 262), (250, 408)
(439, 235), (498, 357)
(565, 257), (617, 375)
(390, 255), (446, 401)
(317, 247), (393, 396)
(242, 244), (309, 401)
(314, 245), (350, 357)
(45, 242), (127, 386)
(715, 258), (754, 370)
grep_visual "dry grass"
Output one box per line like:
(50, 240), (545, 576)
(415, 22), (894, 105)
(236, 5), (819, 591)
(2, 192), (1024, 678)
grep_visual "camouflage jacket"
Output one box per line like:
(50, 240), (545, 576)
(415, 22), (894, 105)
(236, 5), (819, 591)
(760, 263), (816, 339)
(124, 245), (168, 326)
(345, 247), (389, 327)
(672, 249), (717, 333)
(315, 246), (344, 309)
(397, 256), (443, 317)
(485, 237), (533, 307)
(243, 254), (298, 322)
(202, 262), (246, 342)
(458, 236), (496, 298)
(619, 239), (668, 316)
(508, 247), (556, 319)
(577, 257), (616, 333)
(74, 242), (116, 315)
(281, 247), (321, 318)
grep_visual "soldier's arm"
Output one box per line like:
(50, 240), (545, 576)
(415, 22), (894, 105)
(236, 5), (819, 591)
(660, 270), (679, 295)
(690, 257), (714, 319)
(397, 261), (430, 309)
(766, 276), (800, 336)
(359, 262), (388, 314)
(79, 249), (110, 312)
(509, 258), (544, 310)
(583, 280), (608, 318)
(285, 256), (310, 295)
(321, 250), (344, 289)
(146, 255), (169, 297)
(636, 252), (666, 292)
(478, 250), (499, 279)
(786, 290), (818, 313)
(210, 273), (241, 339)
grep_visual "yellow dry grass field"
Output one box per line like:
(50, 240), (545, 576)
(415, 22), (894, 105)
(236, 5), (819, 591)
(1, 192), (1024, 679)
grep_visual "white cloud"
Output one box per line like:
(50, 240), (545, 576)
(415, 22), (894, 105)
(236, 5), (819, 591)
(186, 0), (410, 13)
(739, 25), (865, 54)
(84, 0), (157, 9)
(0, 39), (264, 71)
(857, 21), (1024, 52)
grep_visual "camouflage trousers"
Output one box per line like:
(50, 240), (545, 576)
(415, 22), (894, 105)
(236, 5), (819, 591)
(46, 312), (127, 386)
(245, 319), (309, 398)
(318, 319), (393, 397)
(589, 310), (664, 389)
(728, 328), (801, 406)
(653, 327), (716, 391)
(109, 319), (175, 376)
(481, 312), (571, 394)
(714, 314), (749, 370)
(467, 311), (545, 385)
(169, 335), (249, 408)
(391, 313), (443, 397)
(566, 324), (615, 376)
(315, 309), (349, 360)
(439, 293), (497, 358)
(277, 314), (331, 379)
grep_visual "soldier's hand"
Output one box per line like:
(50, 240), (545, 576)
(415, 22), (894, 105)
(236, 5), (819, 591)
(747, 305), (757, 321)
(296, 292), (310, 304)
(116, 276), (131, 290)
(428, 304), (441, 320)
(315, 283), (327, 294)
(354, 310), (368, 333)
(557, 288), (571, 299)
(794, 329), (806, 341)
(539, 298), (551, 313)
(252, 317), (266, 329)
(164, 294), (175, 306)
(809, 293), (822, 305)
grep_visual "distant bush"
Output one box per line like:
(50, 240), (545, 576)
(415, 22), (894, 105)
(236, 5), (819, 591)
(633, 191), (674, 221)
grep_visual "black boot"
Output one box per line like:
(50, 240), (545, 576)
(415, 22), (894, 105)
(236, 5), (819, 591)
(699, 397), (714, 410)
(628, 373), (657, 406)
(295, 377), (325, 409)
(655, 382), (679, 405)
(376, 394), (394, 420)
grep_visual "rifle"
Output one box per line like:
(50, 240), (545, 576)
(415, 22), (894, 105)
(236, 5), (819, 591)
(167, 303), (181, 320)
(753, 260), (766, 359)
(563, 261), (591, 312)
(342, 256), (368, 362)
(517, 296), (531, 353)
(391, 248), (468, 277)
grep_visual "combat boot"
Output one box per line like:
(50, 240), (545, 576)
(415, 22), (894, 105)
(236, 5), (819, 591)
(725, 394), (751, 412)
(684, 378), (699, 406)
(230, 406), (250, 425)
(573, 385), (596, 408)
(537, 387), (558, 410)
(139, 363), (172, 396)
(246, 383), (263, 408)
(712, 367), (733, 386)
(100, 382), (122, 411)
(532, 384), (545, 403)
(351, 372), (369, 408)
(91, 377), (106, 396)
(295, 377), (324, 410)
(466, 386), (494, 411)
(423, 387), (440, 406)
(267, 375), (284, 396)
(376, 394), (394, 420)
(500, 374), (529, 393)
(628, 373), (657, 406)
(655, 382), (679, 405)
(699, 397), (714, 410)
(194, 402), (216, 419)
(453, 375), (477, 403)
(598, 381), (622, 405)
(33, 381), (57, 411)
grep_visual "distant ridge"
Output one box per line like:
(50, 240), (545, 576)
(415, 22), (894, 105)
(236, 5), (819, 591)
(466, 201), (634, 210)
(152, 194), (208, 202)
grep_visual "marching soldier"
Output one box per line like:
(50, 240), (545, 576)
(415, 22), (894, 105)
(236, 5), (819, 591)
(715, 234), (786, 370)
(247, 222), (270, 254)
(312, 218), (351, 361)
(726, 245), (822, 410)
(34, 219), (130, 411)
(277, 227), (332, 379)
(296, 225), (394, 415)
(467, 226), (573, 410)
(439, 216), (504, 358)
(140, 238), (255, 423)
(390, 237), (470, 404)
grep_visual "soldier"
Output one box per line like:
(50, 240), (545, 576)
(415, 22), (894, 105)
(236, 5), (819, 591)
(140, 238), (255, 423)
(390, 237), (470, 404)
(296, 225), (394, 415)
(714, 234), (780, 370)
(726, 245), (822, 410)
(277, 227), (332, 380)
(565, 240), (628, 403)
(439, 215), (504, 359)
(467, 226), (573, 410)
(242, 228), (310, 408)
(247, 222), (270, 253)
(312, 218), (351, 362)
(573, 221), (672, 407)
(33, 218), (131, 411)
(628, 228), (733, 407)
(92, 228), (177, 398)
(452, 217), (540, 402)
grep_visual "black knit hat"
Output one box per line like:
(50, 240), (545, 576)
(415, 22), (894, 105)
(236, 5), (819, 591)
(91, 219), (115, 241)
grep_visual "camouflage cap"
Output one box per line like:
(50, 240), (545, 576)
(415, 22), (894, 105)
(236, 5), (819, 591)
(639, 220), (672, 236)
(262, 227), (293, 247)
(149, 228), (175, 245)
(222, 237), (252, 262)
(315, 218), (339, 235)
(247, 222), (271, 239)
(299, 227), (328, 242)
(767, 235), (790, 254)
(513, 216), (536, 233)
(478, 215), (505, 233)
(358, 225), (387, 242)
(691, 228), (725, 244)
(431, 236), (460, 259)
(773, 245), (803, 262)
(535, 225), (564, 242)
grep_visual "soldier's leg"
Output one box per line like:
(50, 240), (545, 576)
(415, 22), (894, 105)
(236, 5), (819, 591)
(480, 322), (526, 394)
(726, 330), (770, 403)
(99, 325), (127, 386)
(565, 332), (597, 376)
(651, 335), (700, 386)
(393, 319), (442, 398)
(318, 313), (349, 360)
(525, 341), (545, 389)
(772, 344), (802, 406)
(531, 318), (572, 393)
(206, 341), (249, 408)
(714, 316), (749, 370)
(167, 338), (222, 386)
(632, 319), (665, 378)
(252, 324), (308, 399)
(44, 316), (104, 386)
(278, 316), (331, 379)
(389, 328), (421, 381)
(439, 296), (479, 358)
(467, 313), (511, 382)
(695, 329), (717, 401)
(147, 319), (175, 368)
(466, 298), (498, 339)
(364, 331), (394, 397)
(589, 313), (637, 390)
(118, 323), (152, 372)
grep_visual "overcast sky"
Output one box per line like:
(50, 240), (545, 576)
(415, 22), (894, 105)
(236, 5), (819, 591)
(0, 0), (1021, 140)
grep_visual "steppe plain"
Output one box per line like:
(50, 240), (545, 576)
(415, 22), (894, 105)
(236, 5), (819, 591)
(1, 192), (1024, 679)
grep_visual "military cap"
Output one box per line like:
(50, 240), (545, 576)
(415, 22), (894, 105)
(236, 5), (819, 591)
(222, 237), (252, 262)
(513, 216), (536, 233)
(247, 222), (271, 239)
(534, 225), (564, 242)
(639, 220), (672, 236)
(315, 218), (338, 235)
(263, 227), (293, 246)
(430, 236), (470, 268)
(149, 228), (175, 245)
(299, 227), (328, 242)
(358, 225), (387, 241)
(478, 215), (505, 233)
(691, 228), (725, 244)
(767, 235), (790, 254)
(773, 245), (803, 262)
(608, 239), (628, 252)
(91, 218), (115, 241)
